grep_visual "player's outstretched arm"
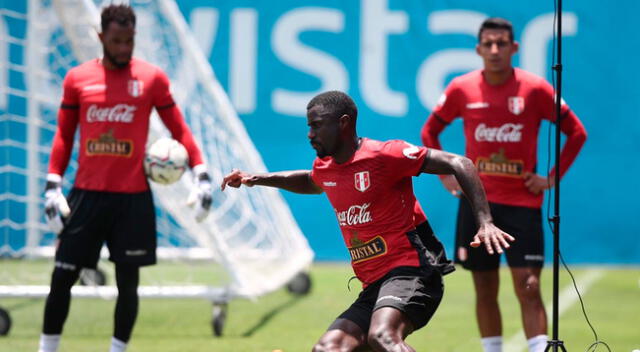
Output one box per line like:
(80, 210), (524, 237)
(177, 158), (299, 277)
(421, 149), (515, 254)
(221, 169), (324, 195)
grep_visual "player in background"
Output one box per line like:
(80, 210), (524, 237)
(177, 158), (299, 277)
(221, 90), (514, 352)
(38, 5), (212, 352)
(421, 17), (587, 352)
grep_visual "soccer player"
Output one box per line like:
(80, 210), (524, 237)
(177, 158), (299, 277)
(38, 5), (213, 352)
(221, 90), (514, 352)
(420, 18), (587, 352)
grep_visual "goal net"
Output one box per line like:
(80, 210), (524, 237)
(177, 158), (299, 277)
(0, 0), (313, 301)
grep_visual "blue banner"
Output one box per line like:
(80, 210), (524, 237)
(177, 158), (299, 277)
(2, 0), (639, 263)
(174, 0), (640, 264)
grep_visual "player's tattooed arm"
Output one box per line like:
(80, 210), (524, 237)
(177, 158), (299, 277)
(221, 169), (324, 194)
(421, 149), (491, 223)
(421, 149), (515, 254)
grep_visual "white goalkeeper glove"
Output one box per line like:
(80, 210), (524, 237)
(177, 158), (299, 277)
(187, 164), (213, 222)
(44, 174), (70, 234)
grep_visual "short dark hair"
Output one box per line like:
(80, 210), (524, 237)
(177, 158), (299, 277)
(307, 91), (358, 121)
(101, 4), (136, 33)
(478, 17), (514, 42)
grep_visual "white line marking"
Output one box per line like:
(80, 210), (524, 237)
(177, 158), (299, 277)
(504, 268), (605, 352)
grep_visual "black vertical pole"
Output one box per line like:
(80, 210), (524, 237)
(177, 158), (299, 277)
(546, 0), (566, 350)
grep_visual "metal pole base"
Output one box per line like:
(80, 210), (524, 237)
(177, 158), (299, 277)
(545, 339), (567, 352)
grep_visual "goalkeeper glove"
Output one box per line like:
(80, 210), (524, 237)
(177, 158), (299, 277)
(44, 174), (70, 234)
(187, 164), (213, 222)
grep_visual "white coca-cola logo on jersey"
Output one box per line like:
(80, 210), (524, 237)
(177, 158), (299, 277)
(474, 123), (523, 142)
(86, 104), (137, 123)
(336, 203), (372, 227)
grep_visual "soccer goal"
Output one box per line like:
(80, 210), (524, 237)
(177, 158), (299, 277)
(0, 0), (314, 336)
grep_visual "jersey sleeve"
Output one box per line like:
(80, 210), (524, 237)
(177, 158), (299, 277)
(310, 158), (323, 188)
(381, 140), (429, 180)
(153, 68), (205, 168)
(431, 79), (463, 124)
(48, 71), (80, 176)
(152, 68), (176, 109)
(421, 114), (446, 150)
(535, 81), (588, 179)
(421, 80), (462, 150)
(535, 80), (572, 122)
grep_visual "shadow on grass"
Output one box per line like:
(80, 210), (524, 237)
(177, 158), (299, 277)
(241, 295), (305, 337)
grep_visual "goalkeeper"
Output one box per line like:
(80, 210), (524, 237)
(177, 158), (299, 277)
(38, 4), (212, 352)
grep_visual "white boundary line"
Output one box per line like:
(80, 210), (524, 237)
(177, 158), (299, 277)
(504, 268), (605, 351)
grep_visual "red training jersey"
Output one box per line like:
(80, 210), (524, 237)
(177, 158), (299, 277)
(422, 68), (586, 208)
(311, 138), (429, 287)
(413, 198), (427, 225)
(48, 58), (204, 192)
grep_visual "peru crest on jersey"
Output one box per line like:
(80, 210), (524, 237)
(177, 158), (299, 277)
(508, 96), (524, 115)
(354, 171), (370, 192)
(128, 79), (143, 97)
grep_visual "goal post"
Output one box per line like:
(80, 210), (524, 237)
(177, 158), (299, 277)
(0, 0), (313, 304)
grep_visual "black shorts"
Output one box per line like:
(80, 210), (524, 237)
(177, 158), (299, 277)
(338, 266), (444, 334)
(454, 197), (544, 270)
(55, 188), (157, 270)
(416, 221), (455, 276)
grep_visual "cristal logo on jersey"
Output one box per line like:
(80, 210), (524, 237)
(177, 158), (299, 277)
(476, 148), (523, 177)
(475, 123), (523, 143)
(508, 96), (525, 115)
(336, 203), (372, 227)
(86, 104), (137, 123)
(348, 233), (387, 264)
(128, 79), (144, 97)
(86, 129), (133, 157)
(354, 171), (370, 192)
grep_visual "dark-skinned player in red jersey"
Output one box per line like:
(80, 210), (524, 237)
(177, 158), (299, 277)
(38, 5), (213, 352)
(421, 18), (587, 352)
(220, 90), (514, 352)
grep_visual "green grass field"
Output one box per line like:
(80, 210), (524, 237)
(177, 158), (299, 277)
(0, 260), (638, 352)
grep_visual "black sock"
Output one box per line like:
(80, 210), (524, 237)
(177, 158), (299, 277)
(42, 266), (80, 334)
(113, 263), (140, 342)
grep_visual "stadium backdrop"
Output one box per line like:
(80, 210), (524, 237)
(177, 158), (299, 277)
(2, 0), (638, 264)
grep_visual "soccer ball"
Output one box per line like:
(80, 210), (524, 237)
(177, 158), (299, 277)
(144, 137), (189, 185)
